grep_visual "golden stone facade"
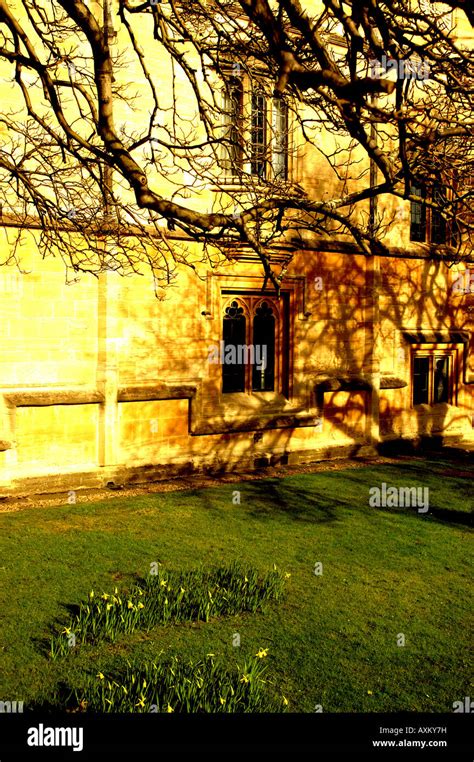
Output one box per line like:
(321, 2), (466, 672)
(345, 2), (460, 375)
(0, 236), (473, 496)
(0, 3), (472, 496)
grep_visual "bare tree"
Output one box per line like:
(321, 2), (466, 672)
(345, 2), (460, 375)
(0, 0), (472, 291)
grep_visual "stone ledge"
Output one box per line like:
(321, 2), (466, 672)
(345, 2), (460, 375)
(190, 412), (322, 436)
(380, 376), (408, 389)
(314, 374), (372, 392)
(2, 388), (104, 407)
(118, 384), (198, 402)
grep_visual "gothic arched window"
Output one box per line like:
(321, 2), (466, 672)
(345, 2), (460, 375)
(221, 294), (286, 395)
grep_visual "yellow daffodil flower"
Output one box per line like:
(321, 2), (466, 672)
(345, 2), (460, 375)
(97, 672), (105, 680)
(166, 704), (174, 713)
(255, 648), (269, 658)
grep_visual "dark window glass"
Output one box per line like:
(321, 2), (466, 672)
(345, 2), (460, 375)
(251, 92), (267, 178)
(431, 186), (447, 244)
(222, 301), (246, 393)
(410, 186), (427, 242)
(222, 78), (243, 174)
(433, 356), (449, 403)
(413, 356), (430, 405)
(252, 301), (275, 391)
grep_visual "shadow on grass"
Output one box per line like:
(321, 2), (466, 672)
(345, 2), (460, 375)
(178, 482), (341, 524)
(425, 507), (473, 527)
(211, 467), (473, 528)
(236, 478), (344, 524)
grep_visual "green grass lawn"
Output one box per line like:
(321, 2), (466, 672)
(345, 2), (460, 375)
(0, 457), (472, 712)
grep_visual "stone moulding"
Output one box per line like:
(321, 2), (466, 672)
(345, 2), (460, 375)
(190, 412), (321, 436)
(380, 376), (408, 389)
(2, 388), (104, 407)
(402, 330), (470, 345)
(117, 384), (197, 402)
(1, 384), (199, 407)
(314, 374), (372, 392)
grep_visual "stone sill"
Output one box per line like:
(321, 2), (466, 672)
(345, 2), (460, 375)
(380, 376), (408, 389)
(191, 412), (322, 436)
(0, 384), (199, 407)
(2, 388), (104, 407)
(118, 384), (197, 402)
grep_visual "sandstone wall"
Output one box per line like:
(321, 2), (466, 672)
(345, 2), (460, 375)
(1, 239), (472, 495)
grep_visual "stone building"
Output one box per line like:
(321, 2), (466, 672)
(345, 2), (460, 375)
(0, 2), (472, 496)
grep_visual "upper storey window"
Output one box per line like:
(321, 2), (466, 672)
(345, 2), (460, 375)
(220, 74), (290, 183)
(250, 92), (288, 181)
(410, 184), (448, 244)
